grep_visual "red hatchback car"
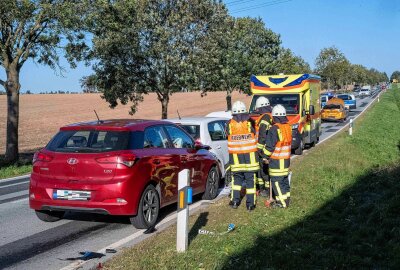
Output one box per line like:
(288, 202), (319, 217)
(29, 119), (220, 228)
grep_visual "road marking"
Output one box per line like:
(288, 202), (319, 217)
(0, 190), (29, 202)
(0, 180), (29, 189)
(0, 174), (31, 183)
(11, 198), (29, 204)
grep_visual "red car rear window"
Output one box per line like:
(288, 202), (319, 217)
(46, 130), (143, 152)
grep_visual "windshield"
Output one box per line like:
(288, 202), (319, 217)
(337, 95), (350, 100)
(179, 125), (200, 140)
(46, 130), (134, 153)
(250, 94), (300, 114)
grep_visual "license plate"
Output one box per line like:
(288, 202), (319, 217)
(53, 190), (91, 201)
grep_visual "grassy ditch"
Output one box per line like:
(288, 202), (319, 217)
(104, 86), (400, 269)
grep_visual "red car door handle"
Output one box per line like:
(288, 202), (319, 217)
(153, 159), (160, 165)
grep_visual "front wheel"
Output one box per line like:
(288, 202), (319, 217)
(130, 185), (160, 229)
(294, 139), (304, 155)
(203, 167), (220, 200)
(35, 210), (64, 222)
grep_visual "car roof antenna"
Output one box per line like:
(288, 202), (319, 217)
(94, 110), (103, 124)
(177, 109), (181, 120)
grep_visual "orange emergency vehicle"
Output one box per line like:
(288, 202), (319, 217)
(249, 74), (321, 155)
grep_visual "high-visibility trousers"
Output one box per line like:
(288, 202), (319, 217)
(271, 175), (290, 207)
(231, 172), (256, 207)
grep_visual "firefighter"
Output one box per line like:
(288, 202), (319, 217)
(254, 96), (273, 197)
(263, 104), (292, 208)
(227, 101), (259, 211)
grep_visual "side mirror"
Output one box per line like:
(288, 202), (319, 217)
(195, 141), (211, 151)
(302, 109), (306, 117)
(309, 105), (315, 116)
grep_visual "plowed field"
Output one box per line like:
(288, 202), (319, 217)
(0, 91), (251, 153)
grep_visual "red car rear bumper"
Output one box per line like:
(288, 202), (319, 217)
(29, 173), (142, 216)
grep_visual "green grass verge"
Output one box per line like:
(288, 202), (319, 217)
(104, 85), (400, 269)
(0, 152), (33, 179)
(0, 164), (32, 180)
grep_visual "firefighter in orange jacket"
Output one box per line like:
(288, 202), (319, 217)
(254, 96), (273, 197)
(227, 101), (259, 211)
(263, 104), (292, 208)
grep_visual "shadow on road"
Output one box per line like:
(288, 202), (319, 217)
(220, 163), (400, 269)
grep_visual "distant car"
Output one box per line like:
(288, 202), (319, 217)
(336, 94), (356, 110)
(206, 111), (232, 119)
(30, 119), (220, 229)
(353, 85), (361, 92)
(320, 95), (329, 108)
(359, 86), (371, 97)
(321, 98), (348, 122)
(168, 117), (229, 179)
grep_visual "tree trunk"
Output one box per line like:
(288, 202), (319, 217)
(4, 67), (20, 163)
(161, 96), (169, 119)
(226, 90), (232, 111)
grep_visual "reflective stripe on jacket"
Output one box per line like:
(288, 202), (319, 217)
(270, 123), (292, 160)
(227, 120), (257, 154)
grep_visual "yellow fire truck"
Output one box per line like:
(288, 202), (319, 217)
(249, 74), (321, 155)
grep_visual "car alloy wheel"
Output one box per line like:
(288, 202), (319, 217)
(142, 188), (158, 224)
(203, 167), (219, 200)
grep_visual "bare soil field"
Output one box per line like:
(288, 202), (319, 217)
(0, 91), (251, 153)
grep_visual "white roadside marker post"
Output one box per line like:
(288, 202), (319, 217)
(378, 94), (380, 102)
(176, 169), (192, 252)
(349, 118), (353, 136)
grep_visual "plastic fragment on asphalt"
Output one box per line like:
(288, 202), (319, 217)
(105, 248), (117, 253)
(144, 225), (157, 234)
(61, 251), (105, 261)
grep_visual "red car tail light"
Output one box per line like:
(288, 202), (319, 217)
(96, 154), (137, 168)
(33, 152), (53, 163)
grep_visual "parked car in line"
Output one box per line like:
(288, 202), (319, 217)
(359, 86), (371, 97)
(168, 117), (229, 180)
(321, 94), (329, 108)
(321, 97), (348, 122)
(353, 85), (361, 92)
(206, 111), (232, 119)
(336, 93), (357, 110)
(29, 119), (220, 229)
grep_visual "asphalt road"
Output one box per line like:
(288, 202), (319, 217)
(0, 89), (381, 270)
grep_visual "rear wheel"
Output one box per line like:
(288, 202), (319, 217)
(130, 185), (160, 229)
(203, 167), (220, 200)
(35, 210), (64, 222)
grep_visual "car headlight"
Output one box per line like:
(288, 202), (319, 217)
(291, 123), (299, 130)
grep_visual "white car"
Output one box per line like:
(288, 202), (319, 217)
(206, 111), (232, 119)
(359, 86), (371, 96)
(168, 117), (229, 178)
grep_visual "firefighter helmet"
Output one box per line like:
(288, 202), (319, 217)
(272, 104), (286, 116)
(232, 101), (247, 114)
(255, 96), (270, 109)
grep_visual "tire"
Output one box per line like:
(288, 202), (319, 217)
(129, 185), (160, 229)
(35, 210), (64, 222)
(203, 166), (220, 200)
(294, 139), (304, 155)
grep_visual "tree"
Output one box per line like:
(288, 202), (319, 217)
(275, 48), (311, 74)
(315, 46), (351, 90)
(80, 74), (97, 93)
(199, 16), (281, 110)
(91, 0), (226, 119)
(0, 0), (91, 163)
(390, 71), (400, 82)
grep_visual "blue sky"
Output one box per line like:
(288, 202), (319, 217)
(3, 0), (399, 93)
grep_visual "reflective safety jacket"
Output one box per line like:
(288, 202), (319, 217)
(263, 122), (292, 176)
(227, 119), (257, 154)
(255, 113), (272, 151)
(227, 118), (259, 172)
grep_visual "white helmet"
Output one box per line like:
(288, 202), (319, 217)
(232, 101), (247, 114)
(272, 104), (286, 116)
(255, 96), (270, 109)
